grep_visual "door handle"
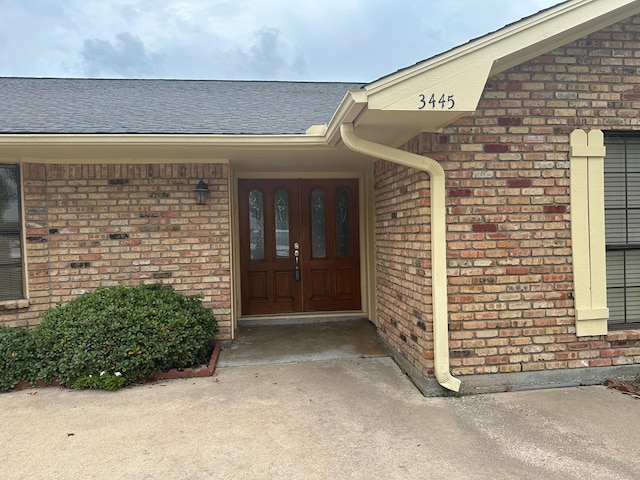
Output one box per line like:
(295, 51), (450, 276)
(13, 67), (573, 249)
(294, 242), (301, 281)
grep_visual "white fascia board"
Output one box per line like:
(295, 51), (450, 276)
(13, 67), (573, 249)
(0, 133), (329, 148)
(325, 89), (369, 146)
(0, 133), (338, 164)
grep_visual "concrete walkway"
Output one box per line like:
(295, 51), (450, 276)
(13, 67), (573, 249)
(2, 356), (640, 479)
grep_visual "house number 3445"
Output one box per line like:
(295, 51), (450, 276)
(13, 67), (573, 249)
(418, 93), (455, 110)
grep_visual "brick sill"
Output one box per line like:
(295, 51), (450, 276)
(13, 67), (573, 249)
(0, 299), (30, 311)
(606, 328), (640, 343)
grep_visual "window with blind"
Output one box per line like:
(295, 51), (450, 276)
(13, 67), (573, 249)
(604, 135), (640, 326)
(0, 164), (23, 300)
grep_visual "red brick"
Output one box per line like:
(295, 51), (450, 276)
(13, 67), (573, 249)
(484, 144), (510, 153)
(449, 189), (473, 197)
(505, 82), (522, 90)
(507, 179), (533, 188)
(473, 224), (499, 232)
(543, 205), (568, 213)
(498, 117), (523, 126)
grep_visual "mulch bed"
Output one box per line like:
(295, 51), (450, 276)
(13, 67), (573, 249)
(152, 343), (221, 380)
(9, 343), (221, 392)
(605, 378), (640, 399)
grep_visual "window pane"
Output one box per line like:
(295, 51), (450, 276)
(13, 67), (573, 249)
(0, 233), (21, 264)
(607, 288), (626, 325)
(248, 189), (265, 260)
(609, 252), (640, 323)
(606, 238), (626, 324)
(0, 166), (19, 227)
(0, 265), (23, 301)
(626, 285), (640, 324)
(628, 173), (640, 207)
(605, 210), (626, 244)
(0, 164), (22, 300)
(606, 250), (625, 289)
(629, 210), (640, 244)
(335, 187), (351, 257)
(604, 173), (626, 207)
(311, 188), (326, 258)
(274, 188), (290, 258)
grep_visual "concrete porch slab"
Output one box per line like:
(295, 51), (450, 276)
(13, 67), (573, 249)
(218, 318), (388, 367)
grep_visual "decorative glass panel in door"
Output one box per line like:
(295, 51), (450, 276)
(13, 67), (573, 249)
(248, 189), (264, 260)
(274, 188), (290, 258)
(335, 187), (351, 257)
(310, 188), (326, 258)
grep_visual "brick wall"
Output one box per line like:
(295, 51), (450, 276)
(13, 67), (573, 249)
(375, 15), (640, 381)
(374, 150), (435, 375)
(0, 162), (232, 339)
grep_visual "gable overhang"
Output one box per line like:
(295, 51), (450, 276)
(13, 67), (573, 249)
(326, 0), (640, 148)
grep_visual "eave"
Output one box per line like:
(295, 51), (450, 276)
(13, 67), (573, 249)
(0, 133), (372, 172)
(2, 0), (639, 165)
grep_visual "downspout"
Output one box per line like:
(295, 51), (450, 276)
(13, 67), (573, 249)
(340, 123), (461, 392)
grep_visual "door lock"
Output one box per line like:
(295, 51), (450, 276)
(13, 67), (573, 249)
(294, 242), (301, 281)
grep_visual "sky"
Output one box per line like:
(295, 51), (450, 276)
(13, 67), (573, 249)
(0, 0), (563, 82)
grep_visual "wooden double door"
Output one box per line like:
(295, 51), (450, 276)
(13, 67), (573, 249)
(239, 178), (361, 316)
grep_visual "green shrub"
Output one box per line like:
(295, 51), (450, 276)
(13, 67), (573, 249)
(0, 284), (217, 391)
(0, 326), (40, 390)
(71, 371), (127, 391)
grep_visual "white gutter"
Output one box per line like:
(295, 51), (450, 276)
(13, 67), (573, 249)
(340, 123), (461, 392)
(0, 133), (328, 147)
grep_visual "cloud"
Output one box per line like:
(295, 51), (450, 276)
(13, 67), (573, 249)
(81, 32), (162, 77)
(247, 28), (306, 79)
(250, 28), (285, 75)
(164, 26), (307, 80)
(0, 0), (566, 81)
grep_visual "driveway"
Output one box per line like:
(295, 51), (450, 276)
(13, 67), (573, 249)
(2, 356), (640, 479)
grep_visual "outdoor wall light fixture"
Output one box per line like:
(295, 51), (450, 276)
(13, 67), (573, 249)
(194, 179), (210, 205)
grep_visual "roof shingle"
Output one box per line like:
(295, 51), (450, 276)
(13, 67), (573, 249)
(0, 78), (364, 135)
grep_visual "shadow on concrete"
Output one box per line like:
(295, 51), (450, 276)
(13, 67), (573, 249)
(217, 318), (388, 367)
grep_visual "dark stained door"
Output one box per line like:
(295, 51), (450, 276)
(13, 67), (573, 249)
(239, 178), (361, 316)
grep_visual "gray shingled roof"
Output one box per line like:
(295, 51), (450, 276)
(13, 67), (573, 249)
(0, 78), (364, 135)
